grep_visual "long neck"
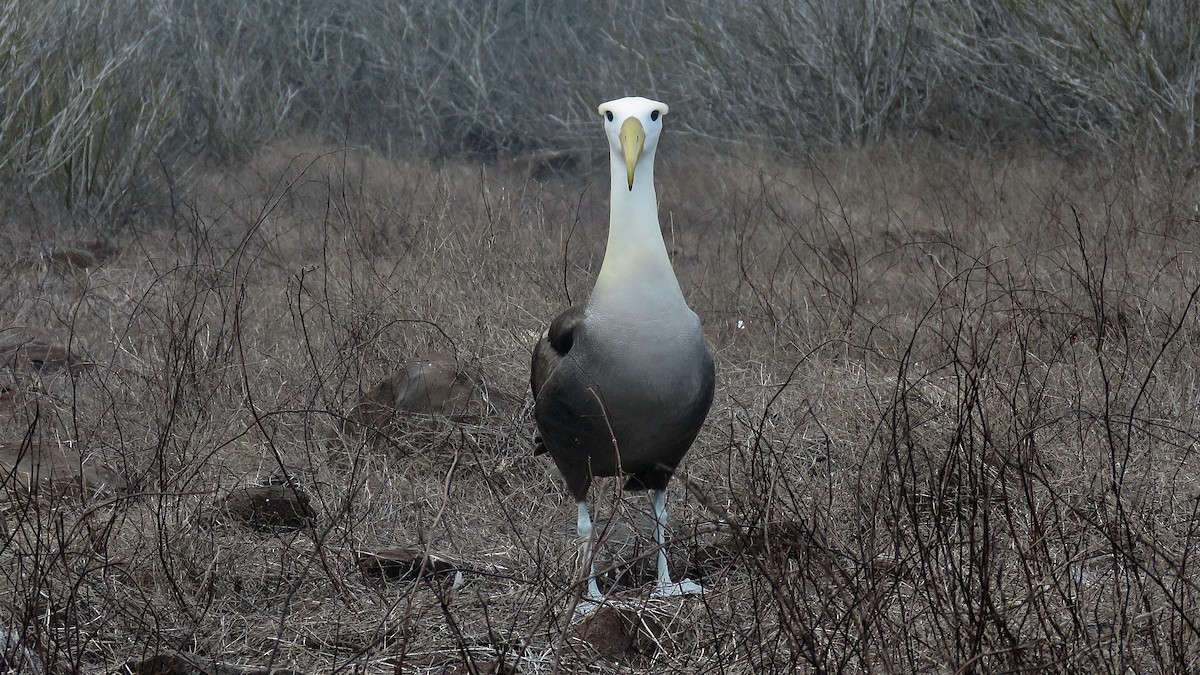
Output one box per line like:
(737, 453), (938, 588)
(593, 149), (683, 302)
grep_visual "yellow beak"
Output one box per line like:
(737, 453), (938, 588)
(619, 117), (645, 191)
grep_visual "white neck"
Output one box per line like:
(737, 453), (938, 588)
(593, 149), (683, 302)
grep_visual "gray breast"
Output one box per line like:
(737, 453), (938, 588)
(571, 304), (714, 474)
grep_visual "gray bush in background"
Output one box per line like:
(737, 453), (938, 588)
(664, 0), (1200, 153)
(0, 1), (177, 211)
(1, 0), (1197, 212)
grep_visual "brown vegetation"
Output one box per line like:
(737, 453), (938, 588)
(1, 136), (1198, 672)
(6, 1), (1200, 670)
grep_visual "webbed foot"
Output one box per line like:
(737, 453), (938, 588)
(651, 578), (704, 598)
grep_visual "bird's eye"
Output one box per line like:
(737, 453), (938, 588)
(605, 111), (614, 122)
(651, 110), (660, 122)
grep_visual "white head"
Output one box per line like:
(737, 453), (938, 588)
(597, 97), (669, 191)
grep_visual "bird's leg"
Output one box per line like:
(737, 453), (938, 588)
(577, 500), (603, 602)
(651, 489), (676, 587)
(650, 488), (703, 597)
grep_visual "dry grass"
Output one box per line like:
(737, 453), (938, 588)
(2, 138), (1200, 673)
(6, 0), (1200, 214)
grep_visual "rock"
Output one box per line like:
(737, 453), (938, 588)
(356, 547), (462, 584)
(574, 607), (662, 661)
(47, 248), (97, 270)
(221, 485), (315, 531)
(0, 626), (44, 675)
(0, 334), (94, 377)
(344, 355), (510, 431)
(46, 239), (119, 271)
(0, 442), (127, 498)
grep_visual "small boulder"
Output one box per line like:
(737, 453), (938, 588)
(221, 485), (315, 531)
(345, 355), (509, 432)
(0, 442), (126, 498)
(0, 334), (93, 377)
(46, 239), (118, 271)
(574, 606), (662, 661)
(47, 248), (97, 270)
(357, 547), (461, 583)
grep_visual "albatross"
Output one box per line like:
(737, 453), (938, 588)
(531, 96), (715, 601)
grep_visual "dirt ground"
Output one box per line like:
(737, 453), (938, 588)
(2, 139), (1200, 673)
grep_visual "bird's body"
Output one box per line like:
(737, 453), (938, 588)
(532, 283), (713, 498)
(531, 96), (714, 603)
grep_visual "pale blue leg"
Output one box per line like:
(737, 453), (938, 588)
(577, 500), (603, 601)
(650, 488), (703, 597)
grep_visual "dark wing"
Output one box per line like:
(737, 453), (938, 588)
(530, 304), (586, 455)
(530, 304), (585, 399)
